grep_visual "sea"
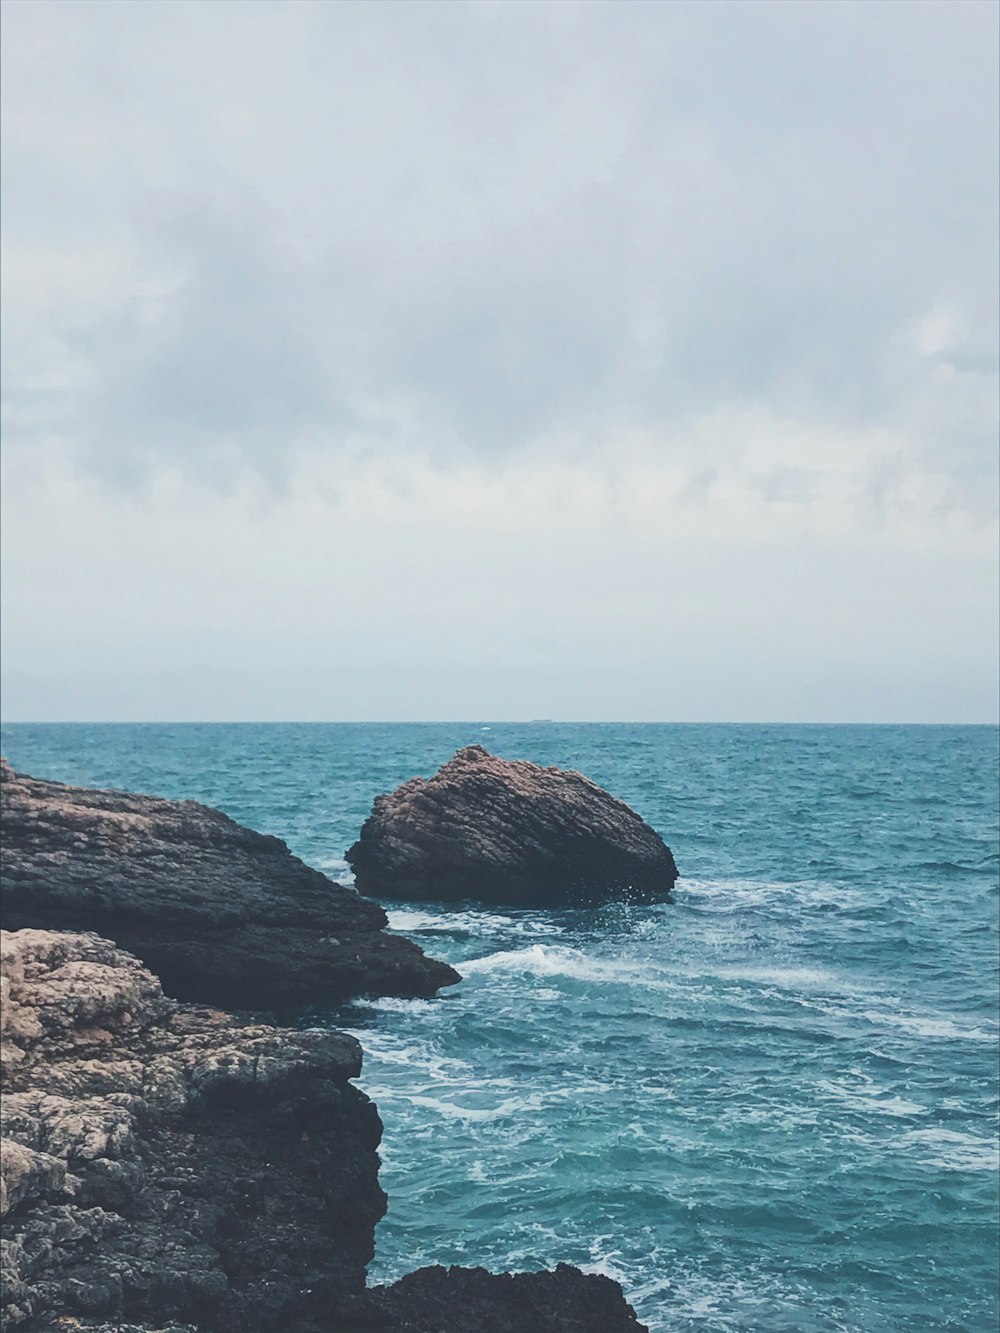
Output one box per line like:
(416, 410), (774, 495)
(1, 722), (997, 1333)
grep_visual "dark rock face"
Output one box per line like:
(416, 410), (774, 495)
(347, 745), (678, 906)
(0, 759), (459, 1013)
(0, 928), (385, 1332)
(361, 1263), (649, 1331)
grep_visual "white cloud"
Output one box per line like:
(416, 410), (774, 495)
(1, 0), (997, 720)
(909, 306), (969, 361)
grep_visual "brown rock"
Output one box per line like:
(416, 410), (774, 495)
(347, 745), (678, 906)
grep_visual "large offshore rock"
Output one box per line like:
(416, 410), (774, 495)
(0, 928), (385, 1332)
(347, 745), (678, 906)
(0, 758), (459, 1012)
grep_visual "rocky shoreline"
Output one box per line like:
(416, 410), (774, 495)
(0, 760), (649, 1332)
(0, 757), (459, 1015)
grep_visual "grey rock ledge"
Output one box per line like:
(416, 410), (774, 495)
(0, 757), (459, 1013)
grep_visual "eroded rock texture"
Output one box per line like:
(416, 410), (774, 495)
(347, 745), (678, 906)
(0, 928), (385, 1332)
(0, 759), (459, 1012)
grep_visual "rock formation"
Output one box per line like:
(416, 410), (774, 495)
(0, 928), (384, 1331)
(0, 929), (648, 1333)
(0, 759), (459, 1013)
(347, 745), (678, 906)
(362, 1263), (649, 1330)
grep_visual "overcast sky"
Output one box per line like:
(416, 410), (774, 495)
(2, 0), (997, 722)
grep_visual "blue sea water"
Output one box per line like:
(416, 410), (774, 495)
(1, 722), (997, 1332)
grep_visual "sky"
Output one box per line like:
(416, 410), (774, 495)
(1, 0), (997, 723)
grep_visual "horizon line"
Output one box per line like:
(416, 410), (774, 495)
(2, 719), (998, 728)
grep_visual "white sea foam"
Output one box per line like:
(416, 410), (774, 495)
(897, 1128), (1000, 1172)
(385, 908), (464, 932)
(860, 1008), (997, 1043)
(644, 1264), (826, 1333)
(359, 995), (439, 1015)
(315, 856), (353, 883)
(583, 1235), (632, 1288)
(461, 942), (871, 1009)
(455, 944), (863, 1005)
(511, 917), (564, 936)
(342, 1033), (472, 1078)
(817, 1078), (927, 1118)
(708, 964), (848, 992)
(406, 1092), (547, 1123)
(725, 1104), (821, 1131)
(385, 907), (561, 937)
(681, 877), (862, 913)
(460, 943), (630, 985)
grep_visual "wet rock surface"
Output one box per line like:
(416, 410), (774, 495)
(0, 759), (459, 1013)
(347, 745), (678, 906)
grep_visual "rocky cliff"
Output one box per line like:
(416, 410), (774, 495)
(0, 928), (647, 1332)
(0, 927), (384, 1331)
(347, 744), (678, 905)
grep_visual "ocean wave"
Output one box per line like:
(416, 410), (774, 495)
(460, 944), (630, 985)
(909, 859), (998, 877)
(581, 1236), (635, 1292)
(314, 856), (354, 883)
(680, 877), (865, 914)
(897, 1128), (1000, 1172)
(462, 945), (864, 1003)
(385, 908), (470, 932)
(707, 964), (850, 992)
(385, 907), (561, 938)
(628, 1263), (837, 1333)
(341, 1033), (472, 1078)
(817, 1078), (928, 1118)
(859, 1008), (998, 1043)
(357, 995), (440, 1015)
(406, 1091), (553, 1123)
